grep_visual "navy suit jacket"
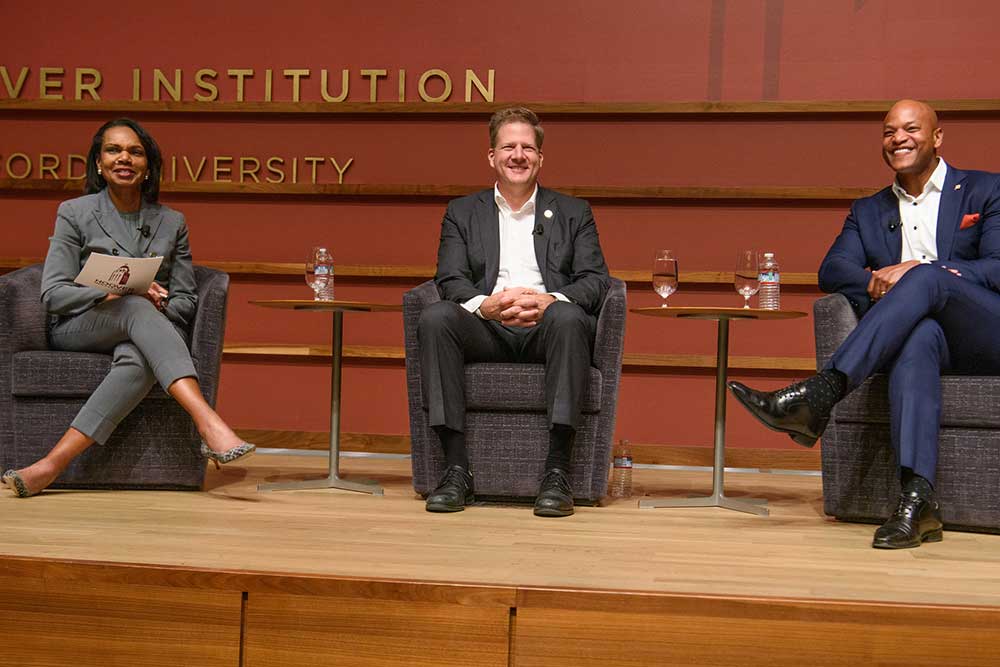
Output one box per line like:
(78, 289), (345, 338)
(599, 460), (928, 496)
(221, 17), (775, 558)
(818, 164), (1000, 317)
(434, 186), (610, 316)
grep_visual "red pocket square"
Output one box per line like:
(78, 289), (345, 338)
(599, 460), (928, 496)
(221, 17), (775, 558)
(960, 213), (981, 230)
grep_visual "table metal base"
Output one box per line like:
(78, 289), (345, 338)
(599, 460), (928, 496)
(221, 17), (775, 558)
(257, 310), (384, 495)
(639, 492), (767, 516)
(259, 473), (383, 494)
(639, 317), (769, 517)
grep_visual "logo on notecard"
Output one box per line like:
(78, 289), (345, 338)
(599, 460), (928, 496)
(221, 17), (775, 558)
(94, 264), (137, 295)
(109, 264), (131, 285)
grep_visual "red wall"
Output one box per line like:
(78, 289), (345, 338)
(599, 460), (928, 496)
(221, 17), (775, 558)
(5, 1), (1000, 454)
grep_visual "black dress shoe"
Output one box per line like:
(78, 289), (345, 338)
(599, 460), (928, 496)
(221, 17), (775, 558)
(534, 468), (574, 517)
(727, 371), (844, 447)
(425, 465), (474, 513)
(872, 479), (943, 549)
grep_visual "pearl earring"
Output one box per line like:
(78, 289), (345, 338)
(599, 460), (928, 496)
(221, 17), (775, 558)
(97, 167), (102, 175)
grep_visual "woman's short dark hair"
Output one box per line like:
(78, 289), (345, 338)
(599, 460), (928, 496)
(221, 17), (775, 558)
(84, 118), (163, 204)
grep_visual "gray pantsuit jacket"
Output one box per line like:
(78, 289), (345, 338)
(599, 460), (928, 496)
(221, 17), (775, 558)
(41, 188), (198, 328)
(38, 189), (200, 444)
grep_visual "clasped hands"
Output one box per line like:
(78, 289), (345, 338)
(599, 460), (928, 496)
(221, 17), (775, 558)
(479, 287), (556, 327)
(104, 282), (169, 311)
(868, 259), (962, 300)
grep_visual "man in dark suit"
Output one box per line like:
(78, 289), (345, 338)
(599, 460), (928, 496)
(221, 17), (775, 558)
(418, 107), (610, 517)
(729, 99), (1000, 548)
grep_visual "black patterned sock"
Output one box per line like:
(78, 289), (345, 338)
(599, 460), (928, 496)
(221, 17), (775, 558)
(902, 469), (934, 496)
(820, 368), (848, 400)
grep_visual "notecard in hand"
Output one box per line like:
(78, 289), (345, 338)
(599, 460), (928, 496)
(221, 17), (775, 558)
(75, 253), (164, 295)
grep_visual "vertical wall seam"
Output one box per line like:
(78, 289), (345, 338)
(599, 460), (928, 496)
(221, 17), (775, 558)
(507, 606), (517, 667)
(239, 591), (248, 667)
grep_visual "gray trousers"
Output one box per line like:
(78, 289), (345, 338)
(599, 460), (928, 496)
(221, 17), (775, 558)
(49, 296), (198, 445)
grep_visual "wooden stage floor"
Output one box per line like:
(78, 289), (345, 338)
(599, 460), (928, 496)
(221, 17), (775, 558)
(3, 453), (999, 666)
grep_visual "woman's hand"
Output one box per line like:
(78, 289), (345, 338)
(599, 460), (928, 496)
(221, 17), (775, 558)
(145, 282), (169, 311)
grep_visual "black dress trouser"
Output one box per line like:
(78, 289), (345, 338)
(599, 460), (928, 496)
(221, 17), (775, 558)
(417, 299), (595, 433)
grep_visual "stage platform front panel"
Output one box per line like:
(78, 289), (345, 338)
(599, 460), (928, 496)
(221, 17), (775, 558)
(2, 454), (999, 666)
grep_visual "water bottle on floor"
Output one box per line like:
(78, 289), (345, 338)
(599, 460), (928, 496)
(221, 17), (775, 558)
(610, 439), (633, 498)
(757, 252), (780, 310)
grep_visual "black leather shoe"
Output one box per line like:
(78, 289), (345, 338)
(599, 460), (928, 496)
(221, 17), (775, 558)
(425, 465), (474, 513)
(727, 372), (843, 447)
(534, 468), (574, 517)
(872, 479), (943, 549)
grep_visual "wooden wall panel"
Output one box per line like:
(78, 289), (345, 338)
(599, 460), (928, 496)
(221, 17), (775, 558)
(6, 2), (1000, 459)
(0, 574), (242, 667)
(513, 595), (1000, 667)
(245, 592), (510, 667)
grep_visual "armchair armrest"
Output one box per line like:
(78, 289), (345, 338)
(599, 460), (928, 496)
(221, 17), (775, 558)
(593, 278), (626, 374)
(0, 264), (48, 469)
(402, 280), (441, 360)
(813, 293), (858, 370)
(0, 264), (48, 357)
(189, 266), (230, 406)
(402, 280), (442, 416)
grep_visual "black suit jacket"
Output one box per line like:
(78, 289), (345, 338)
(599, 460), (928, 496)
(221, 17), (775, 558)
(434, 187), (610, 315)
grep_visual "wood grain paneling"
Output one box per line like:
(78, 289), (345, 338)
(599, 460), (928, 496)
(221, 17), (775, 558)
(0, 257), (823, 286)
(222, 342), (816, 372)
(235, 428), (412, 454)
(4, 98), (1000, 115)
(0, 573), (241, 667)
(0, 177), (874, 202)
(513, 593), (1000, 667)
(245, 592), (510, 667)
(231, 428), (821, 469)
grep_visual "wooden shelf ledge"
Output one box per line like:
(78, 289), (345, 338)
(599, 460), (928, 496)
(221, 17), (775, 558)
(0, 257), (821, 287)
(223, 343), (816, 372)
(3, 98), (1000, 116)
(0, 178), (877, 202)
(232, 427), (822, 470)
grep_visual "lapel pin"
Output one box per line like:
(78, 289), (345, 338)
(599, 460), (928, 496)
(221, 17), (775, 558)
(955, 184), (962, 190)
(544, 209), (553, 219)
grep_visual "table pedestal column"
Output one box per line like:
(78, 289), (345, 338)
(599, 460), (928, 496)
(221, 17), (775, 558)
(640, 317), (768, 516)
(259, 311), (384, 495)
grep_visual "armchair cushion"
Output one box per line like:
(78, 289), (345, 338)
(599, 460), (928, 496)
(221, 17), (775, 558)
(814, 292), (1000, 533)
(405, 278), (626, 503)
(0, 263), (229, 490)
(463, 363), (602, 413)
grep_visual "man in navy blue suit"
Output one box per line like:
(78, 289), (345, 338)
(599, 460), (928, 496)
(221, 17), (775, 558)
(729, 99), (1000, 549)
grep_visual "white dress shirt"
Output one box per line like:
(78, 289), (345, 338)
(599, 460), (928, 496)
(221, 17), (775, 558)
(893, 158), (948, 264)
(462, 185), (566, 316)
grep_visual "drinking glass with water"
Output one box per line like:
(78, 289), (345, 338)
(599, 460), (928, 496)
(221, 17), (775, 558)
(735, 249), (760, 309)
(652, 250), (678, 307)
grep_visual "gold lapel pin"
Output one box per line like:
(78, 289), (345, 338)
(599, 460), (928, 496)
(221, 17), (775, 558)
(955, 184), (962, 190)
(544, 209), (553, 219)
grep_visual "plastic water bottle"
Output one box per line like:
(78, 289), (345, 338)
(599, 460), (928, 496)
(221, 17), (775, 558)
(757, 252), (780, 310)
(312, 247), (335, 301)
(610, 439), (633, 498)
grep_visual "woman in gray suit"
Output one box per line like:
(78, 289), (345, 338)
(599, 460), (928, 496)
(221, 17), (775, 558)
(2, 118), (254, 497)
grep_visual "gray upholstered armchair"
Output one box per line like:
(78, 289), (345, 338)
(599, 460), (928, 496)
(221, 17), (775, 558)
(814, 293), (1000, 533)
(404, 278), (626, 503)
(0, 264), (229, 490)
